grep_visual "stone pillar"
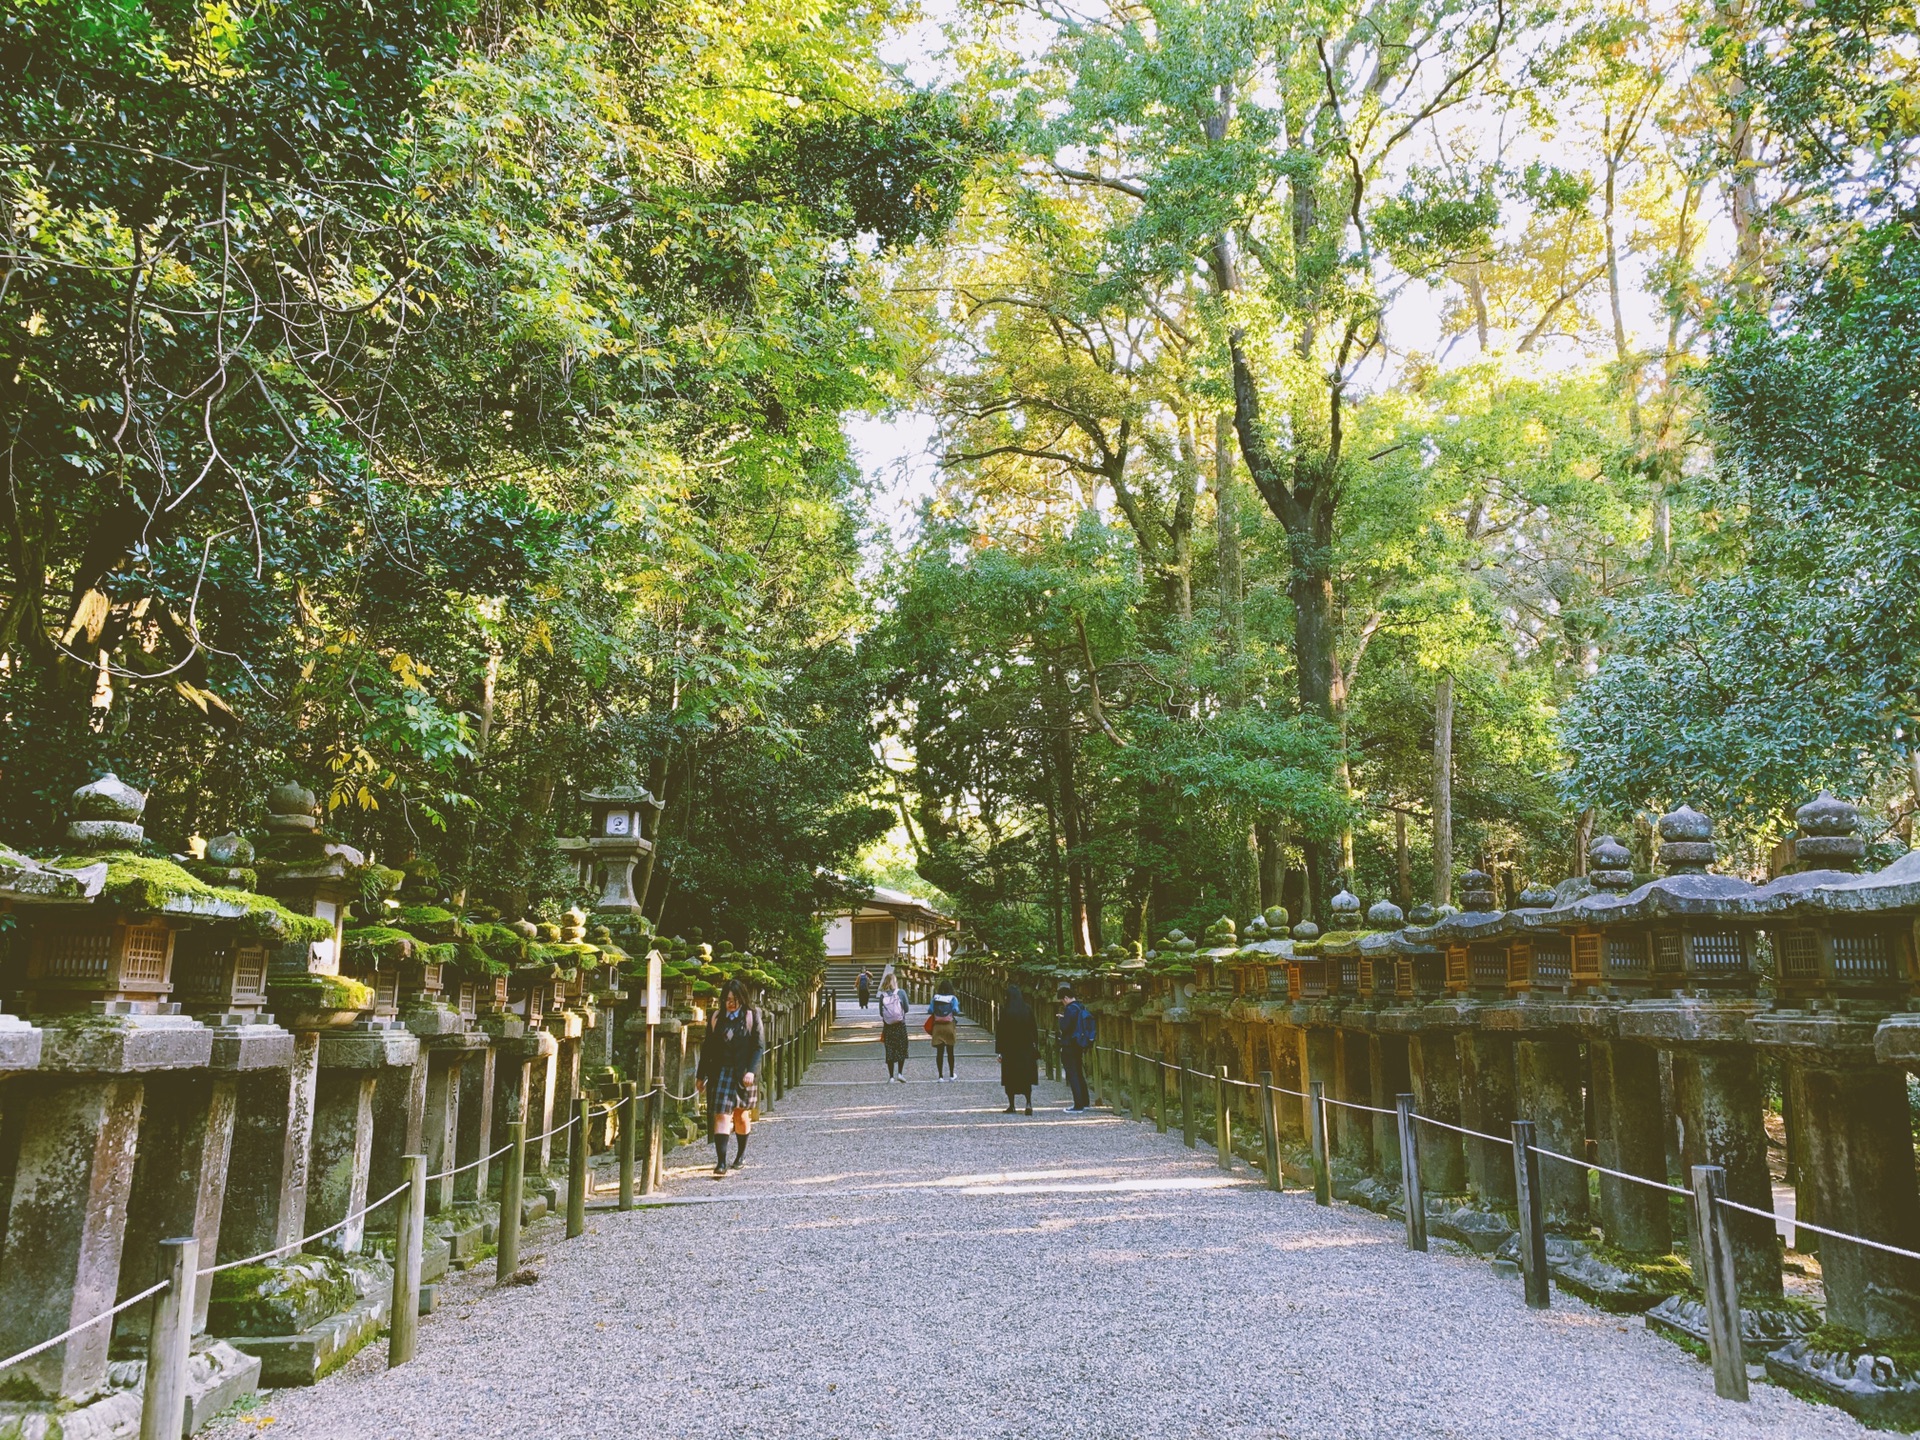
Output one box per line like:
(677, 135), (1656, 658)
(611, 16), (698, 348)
(1671, 1046), (1781, 1299)
(1590, 1037), (1671, 1255)
(0, 1077), (144, 1398)
(305, 1067), (375, 1256)
(1303, 1026), (1337, 1142)
(454, 1043), (498, 1204)
(1333, 1029), (1374, 1170)
(115, 1071), (237, 1337)
(1369, 1033), (1410, 1186)
(1455, 1029), (1517, 1207)
(1793, 1063), (1920, 1336)
(1270, 1022), (1305, 1142)
(421, 1050), (464, 1216)
(1408, 1028), (1467, 1194)
(367, 1052), (428, 1215)
(532, 1041), (560, 1174)
(1515, 1033), (1588, 1225)
(220, 1030), (321, 1262)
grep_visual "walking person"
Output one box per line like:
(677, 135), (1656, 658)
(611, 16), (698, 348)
(877, 966), (911, 1083)
(697, 978), (763, 1177)
(1057, 981), (1093, 1111)
(997, 982), (1038, 1115)
(857, 968), (872, 1009)
(927, 977), (961, 1081)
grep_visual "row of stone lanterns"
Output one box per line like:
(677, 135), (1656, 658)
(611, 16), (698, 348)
(953, 790), (1920, 1427)
(0, 768), (818, 1435)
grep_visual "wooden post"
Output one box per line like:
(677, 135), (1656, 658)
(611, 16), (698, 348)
(567, 1096), (589, 1238)
(1260, 1071), (1283, 1191)
(618, 1081), (637, 1210)
(641, 1086), (661, 1196)
(1129, 1052), (1143, 1122)
(1397, 1094), (1427, 1251)
(1175, 1059), (1190, 1152)
(1511, 1119), (1549, 1310)
(1309, 1080), (1331, 1205)
(497, 1119), (524, 1281)
(389, 1153), (425, 1366)
(1692, 1164), (1751, 1401)
(1215, 1066), (1232, 1169)
(1155, 1059), (1168, 1133)
(138, 1237), (196, 1440)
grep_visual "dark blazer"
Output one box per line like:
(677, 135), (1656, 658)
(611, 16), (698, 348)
(699, 1006), (764, 1082)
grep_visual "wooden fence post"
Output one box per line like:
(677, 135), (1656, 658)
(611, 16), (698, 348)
(1260, 1071), (1282, 1191)
(1511, 1119), (1549, 1310)
(137, 1237), (196, 1440)
(497, 1120), (524, 1281)
(1692, 1164), (1751, 1401)
(389, 1154), (425, 1366)
(1397, 1094), (1426, 1251)
(1309, 1080), (1330, 1206)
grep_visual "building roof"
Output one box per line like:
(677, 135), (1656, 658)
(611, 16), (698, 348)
(815, 869), (952, 926)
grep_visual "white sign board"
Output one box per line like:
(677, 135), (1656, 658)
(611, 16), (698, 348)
(645, 949), (663, 1026)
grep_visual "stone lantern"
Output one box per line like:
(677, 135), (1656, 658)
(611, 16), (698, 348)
(1768, 794), (1909, 1006)
(172, 834), (274, 1025)
(22, 776), (179, 1014)
(582, 786), (659, 914)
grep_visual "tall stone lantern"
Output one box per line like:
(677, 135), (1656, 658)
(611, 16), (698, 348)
(582, 786), (659, 914)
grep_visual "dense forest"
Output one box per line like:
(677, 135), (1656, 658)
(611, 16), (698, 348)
(3, 0), (1916, 963)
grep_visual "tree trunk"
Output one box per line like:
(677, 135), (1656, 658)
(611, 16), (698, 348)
(1257, 821), (1285, 915)
(1047, 659), (1094, 955)
(1574, 807), (1595, 877)
(1216, 413), (1245, 707)
(632, 749), (671, 916)
(1432, 673), (1454, 907)
(1396, 811), (1411, 909)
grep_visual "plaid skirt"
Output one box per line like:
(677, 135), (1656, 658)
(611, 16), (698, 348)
(708, 1066), (756, 1118)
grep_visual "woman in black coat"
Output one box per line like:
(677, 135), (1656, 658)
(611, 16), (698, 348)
(697, 978), (764, 1177)
(996, 982), (1039, 1115)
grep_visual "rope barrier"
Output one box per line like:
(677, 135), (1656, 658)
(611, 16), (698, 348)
(1319, 1094), (1398, 1118)
(1716, 1196), (1920, 1262)
(1523, 1144), (1692, 1197)
(424, 1138), (517, 1185)
(199, 1180), (413, 1278)
(0, 1279), (170, 1375)
(1410, 1112), (1514, 1146)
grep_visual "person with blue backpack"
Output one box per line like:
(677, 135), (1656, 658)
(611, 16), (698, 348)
(926, 979), (962, 1080)
(1056, 981), (1094, 1111)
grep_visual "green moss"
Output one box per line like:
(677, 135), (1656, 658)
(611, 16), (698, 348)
(448, 940), (510, 977)
(270, 972), (373, 1012)
(54, 851), (332, 943)
(340, 925), (416, 964)
(394, 905), (463, 941)
(1804, 1323), (1920, 1369)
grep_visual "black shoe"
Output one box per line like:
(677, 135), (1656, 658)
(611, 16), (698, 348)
(1004, 1102), (1016, 1114)
(712, 1162), (728, 1178)
(729, 1157), (746, 1171)
(1025, 1102), (1033, 1116)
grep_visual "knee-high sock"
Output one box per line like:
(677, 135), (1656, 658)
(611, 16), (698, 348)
(713, 1133), (730, 1164)
(732, 1132), (748, 1162)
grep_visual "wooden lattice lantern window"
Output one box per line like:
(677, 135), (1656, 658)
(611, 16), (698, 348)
(372, 969), (400, 1016)
(170, 929), (271, 1020)
(26, 917), (177, 1013)
(1767, 792), (1909, 1006)
(456, 981), (477, 1019)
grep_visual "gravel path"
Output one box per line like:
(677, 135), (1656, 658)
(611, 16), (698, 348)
(207, 1001), (1873, 1440)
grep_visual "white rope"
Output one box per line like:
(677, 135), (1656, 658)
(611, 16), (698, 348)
(0, 1280), (169, 1374)
(1319, 1094), (1398, 1117)
(199, 1180), (412, 1277)
(1716, 1196), (1920, 1262)
(1411, 1112), (1514, 1146)
(425, 1138), (516, 1185)
(1524, 1144), (1691, 1197)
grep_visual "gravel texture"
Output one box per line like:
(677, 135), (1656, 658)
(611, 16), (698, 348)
(206, 1002), (1874, 1440)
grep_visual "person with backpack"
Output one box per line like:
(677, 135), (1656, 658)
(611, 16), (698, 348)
(926, 978), (962, 1081)
(1057, 981), (1094, 1111)
(877, 966), (911, 1082)
(857, 968), (872, 1009)
(996, 982), (1038, 1115)
(696, 978), (764, 1176)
